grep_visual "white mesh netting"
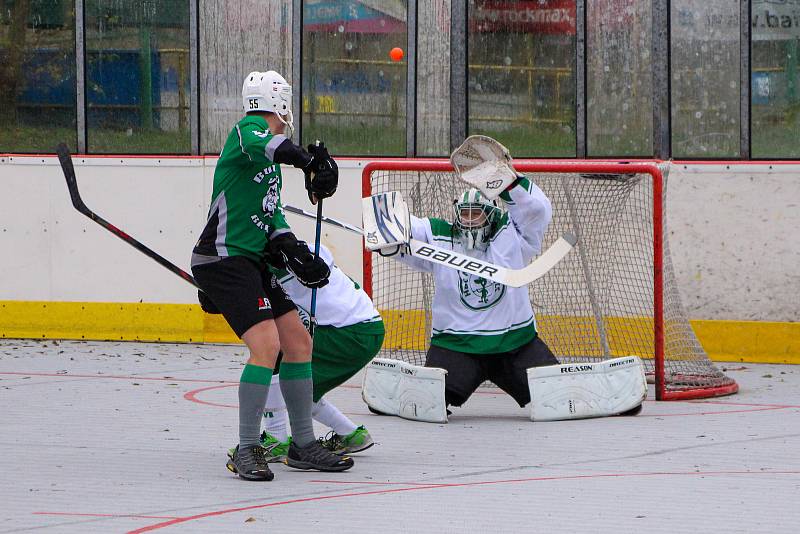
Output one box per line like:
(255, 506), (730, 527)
(366, 164), (737, 397)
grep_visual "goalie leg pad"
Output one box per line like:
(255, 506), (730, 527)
(527, 356), (647, 422)
(362, 358), (448, 423)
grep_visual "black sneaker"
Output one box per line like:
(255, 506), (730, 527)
(285, 440), (354, 472)
(226, 444), (274, 481)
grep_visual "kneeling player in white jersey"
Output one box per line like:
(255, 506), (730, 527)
(232, 241), (384, 461)
(392, 178), (560, 412)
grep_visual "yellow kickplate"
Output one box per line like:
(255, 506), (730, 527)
(1, 301), (797, 363)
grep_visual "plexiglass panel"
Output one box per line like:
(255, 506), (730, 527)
(302, 0), (408, 156)
(0, 0), (76, 152)
(85, 0), (191, 153)
(671, 1), (739, 158)
(751, 0), (800, 158)
(467, 0), (576, 157)
(199, 0), (291, 154)
(587, 0), (653, 156)
(417, 0), (451, 156)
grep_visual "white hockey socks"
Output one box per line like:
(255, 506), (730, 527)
(263, 374), (289, 441)
(312, 398), (358, 436)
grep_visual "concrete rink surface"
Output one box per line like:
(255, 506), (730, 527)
(1, 339), (799, 533)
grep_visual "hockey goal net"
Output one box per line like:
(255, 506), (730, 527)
(362, 160), (738, 401)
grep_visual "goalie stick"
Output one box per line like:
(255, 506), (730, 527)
(282, 203), (364, 234)
(56, 143), (199, 289)
(283, 202), (577, 288)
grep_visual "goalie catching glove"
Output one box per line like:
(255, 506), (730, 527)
(267, 232), (330, 289)
(450, 135), (519, 201)
(303, 142), (338, 203)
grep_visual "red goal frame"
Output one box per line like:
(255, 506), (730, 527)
(362, 159), (739, 401)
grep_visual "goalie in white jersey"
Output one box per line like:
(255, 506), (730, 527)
(394, 177), (559, 410)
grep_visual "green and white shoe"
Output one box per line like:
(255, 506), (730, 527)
(227, 432), (291, 464)
(260, 431), (291, 462)
(320, 426), (374, 455)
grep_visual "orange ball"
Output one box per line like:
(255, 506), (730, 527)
(389, 47), (404, 62)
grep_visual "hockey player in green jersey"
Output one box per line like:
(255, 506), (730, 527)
(191, 70), (351, 481)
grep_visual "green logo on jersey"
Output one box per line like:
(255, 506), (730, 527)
(458, 271), (506, 310)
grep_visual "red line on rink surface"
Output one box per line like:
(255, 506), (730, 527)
(182, 383), (238, 408)
(180, 382), (800, 415)
(128, 470), (800, 533)
(34, 512), (180, 519)
(639, 406), (795, 417)
(6, 371), (798, 415)
(0, 371), (235, 384)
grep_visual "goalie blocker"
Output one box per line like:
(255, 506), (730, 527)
(362, 356), (646, 423)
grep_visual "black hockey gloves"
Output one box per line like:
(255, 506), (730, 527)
(303, 142), (338, 202)
(268, 232), (330, 289)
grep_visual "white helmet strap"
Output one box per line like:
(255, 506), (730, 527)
(275, 108), (294, 139)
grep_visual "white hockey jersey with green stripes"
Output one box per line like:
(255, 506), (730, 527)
(274, 243), (381, 329)
(397, 177), (552, 354)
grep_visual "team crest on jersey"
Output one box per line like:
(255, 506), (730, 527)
(458, 271), (505, 310)
(257, 297), (271, 311)
(261, 176), (279, 217)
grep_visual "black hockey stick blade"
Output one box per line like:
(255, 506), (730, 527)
(57, 142), (90, 214)
(55, 143), (199, 289)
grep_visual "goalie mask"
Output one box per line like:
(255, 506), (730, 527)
(242, 70), (295, 138)
(453, 188), (501, 251)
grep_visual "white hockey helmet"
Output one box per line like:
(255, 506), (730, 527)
(453, 188), (501, 251)
(241, 70), (294, 137)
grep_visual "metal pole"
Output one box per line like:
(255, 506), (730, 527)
(652, 0), (671, 159)
(450, 0), (467, 152)
(189, 0), (199, 154)
(406, 0), (417, 156)
(292, 0), (302, 142)
(76, 0), (86, 153)
(576, 0), (586, 157)
(740, 0), (751, 159)
(139, 24), (153, 131)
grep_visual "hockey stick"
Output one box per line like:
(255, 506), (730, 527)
(407, 234), (576, 287)
(308, 198), (323, 337)
(284, 202), (577, 288)
(56, 143), (199, 288)
(283, 203), (363, 234)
